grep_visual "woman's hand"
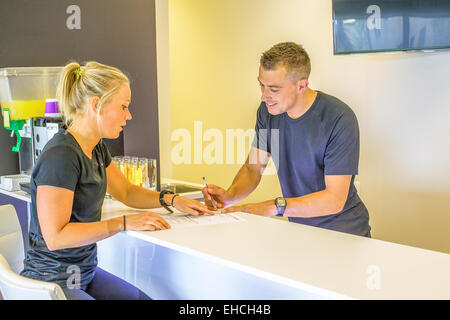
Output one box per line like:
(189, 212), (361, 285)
(172, 196), (215, 216)
(124, 211), (171, 231)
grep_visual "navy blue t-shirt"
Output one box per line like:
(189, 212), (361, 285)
(20, 129), (112, 290)
(253, 91), (371, 236)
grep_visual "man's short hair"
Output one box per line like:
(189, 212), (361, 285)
(260, 42), (311, 82)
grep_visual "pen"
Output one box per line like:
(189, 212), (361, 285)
(202, 177), (217, 210)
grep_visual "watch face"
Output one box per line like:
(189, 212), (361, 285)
(276, 198), (286, 207)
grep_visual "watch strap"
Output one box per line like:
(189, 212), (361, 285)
(159, 189), (174, 213)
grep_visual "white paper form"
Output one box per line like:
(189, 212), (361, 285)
(162, 212), (245, 228)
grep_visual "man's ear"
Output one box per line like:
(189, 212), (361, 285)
(297, 79), (309, 94)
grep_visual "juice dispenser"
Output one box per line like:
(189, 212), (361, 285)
(0, 67), (63, 174)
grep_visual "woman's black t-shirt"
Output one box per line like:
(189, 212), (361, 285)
(20, 129), (112, 290)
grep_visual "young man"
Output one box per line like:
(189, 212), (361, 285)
(203, 42), (371, 237)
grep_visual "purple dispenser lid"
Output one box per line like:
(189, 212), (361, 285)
(45, 99), (61, 118)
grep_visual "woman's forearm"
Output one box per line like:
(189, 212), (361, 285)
(47, 217), (123, 251)
(121, 184), (176, 210)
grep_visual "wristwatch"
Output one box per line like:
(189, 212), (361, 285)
(159, 189), (175, 213)
(274, 197), (287, 216)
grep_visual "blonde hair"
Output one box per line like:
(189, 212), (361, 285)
(56, 61), (130, 126)
(260, 42), (311, 83)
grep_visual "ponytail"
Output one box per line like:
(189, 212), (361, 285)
(56, 61), (129, 127)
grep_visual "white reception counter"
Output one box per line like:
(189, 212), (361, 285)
(98, 199), (450, 300)
(1, 188), (449, 299)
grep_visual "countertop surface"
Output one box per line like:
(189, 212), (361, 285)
(101, 199), (450, 300)
(3, 188), (449, 299)
(0, 188), (31, 203)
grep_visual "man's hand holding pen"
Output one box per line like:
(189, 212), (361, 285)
(202, 186), (276, 216)
(201, 183), (234, 211)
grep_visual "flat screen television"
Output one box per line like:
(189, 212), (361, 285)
(332, 0), (450, 54)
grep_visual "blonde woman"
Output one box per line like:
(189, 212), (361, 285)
(20, 61), (213, 300)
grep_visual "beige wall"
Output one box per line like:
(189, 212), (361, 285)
(155, 0), (172, 179)
(157, 0), (450, 253)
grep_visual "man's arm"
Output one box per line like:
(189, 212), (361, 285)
(203, 147), (271, 208)
(223, 175), (351, 217)
(227, 147), (271, 203)
(283, 175), (351, 218)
